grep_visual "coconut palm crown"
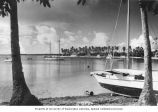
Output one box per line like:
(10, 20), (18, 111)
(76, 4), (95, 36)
(0, 0), (51, 17)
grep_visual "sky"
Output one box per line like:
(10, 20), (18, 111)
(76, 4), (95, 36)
(0, 0), (158, 54)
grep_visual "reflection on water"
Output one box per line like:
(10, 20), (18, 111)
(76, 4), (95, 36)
(0, 57), (158, 102)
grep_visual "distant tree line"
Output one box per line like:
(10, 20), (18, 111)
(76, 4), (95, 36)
(61, 46), (158, 57)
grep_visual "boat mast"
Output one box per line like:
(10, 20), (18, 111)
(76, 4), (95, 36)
(59, 34), (61, 56)
(126, 0), (130, 69)
(50, 41), (51, 55)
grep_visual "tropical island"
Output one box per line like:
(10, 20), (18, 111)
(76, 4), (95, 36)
(61, 46), (157, 58)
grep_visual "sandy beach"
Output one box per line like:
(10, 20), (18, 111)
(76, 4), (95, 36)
(39, 93), (138, 106)
(0, 93), (138, 106)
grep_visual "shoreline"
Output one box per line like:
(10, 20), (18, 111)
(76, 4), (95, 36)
(39, 93), (138, 106)
(0, 93), (138, 106)
(2, 54), (158, 60)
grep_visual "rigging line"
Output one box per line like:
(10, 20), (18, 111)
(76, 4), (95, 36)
(109, 0), (123, 70)
(110, 0), (123, 41)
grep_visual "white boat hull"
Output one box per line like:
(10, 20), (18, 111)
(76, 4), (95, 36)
(4, 59), (12, 62)
(44, 57), (64, 60)
(91, 69), (158, 97)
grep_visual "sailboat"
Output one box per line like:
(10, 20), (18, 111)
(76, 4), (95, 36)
(90, 0), (158, 97)
(44, 37), (64, 60)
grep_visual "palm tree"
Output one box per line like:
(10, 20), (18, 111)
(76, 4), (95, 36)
(78, 0), (158, 105)
(0, 0), (51, 105)
(138, 0), (158, 105)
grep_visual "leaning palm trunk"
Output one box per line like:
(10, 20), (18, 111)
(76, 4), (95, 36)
(9, 0), (41, 105)
(138, 0), (157, 106)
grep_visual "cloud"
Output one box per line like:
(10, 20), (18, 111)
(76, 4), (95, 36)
(0, 22), (10, 44)
(19, 25), (36, 37)
(0, 23), (91, 54)
(130, 34), (145, 49)
(60, 30), (79, 48)
(60, 38), (70, 48)
(117, 42), (126, 52)
(91, 32), (109, 46)
(64, 31), (74, 36)
(61, 31), (91, 48)
(69, 36), (75, 41)
(36, 25), (59, 53)
(118, 42), (126, 47)
(82, 37), (89, 44)
(4, 24), (60, 54)
(62, 31), (110, 48)
(60, 34), (76, 48)
(64, 31), (76, 42)
(130, 34), (158, 51)
(0, 22), (28, 54)
(19, 42), (26, 54)
(0, 37), (9, 45)
(36, 26), (57, 43)
(0, 23), (10, 54)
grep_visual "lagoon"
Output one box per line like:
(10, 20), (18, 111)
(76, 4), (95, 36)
(0, 56), (158, 103)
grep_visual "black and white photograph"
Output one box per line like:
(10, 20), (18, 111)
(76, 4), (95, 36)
(0, 0), (158, 111)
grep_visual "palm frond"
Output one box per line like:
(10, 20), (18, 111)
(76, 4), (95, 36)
(0, 0), (53, 17)
(77, 0), (87, 5)
(148, 1), (158, 15)
(33, 0), (53, 8)
(122, 0), (127, 4)
(140, 0), (158, 15)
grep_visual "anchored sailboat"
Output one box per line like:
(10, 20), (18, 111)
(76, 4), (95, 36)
(90, 0), (158, 97)
(44, 36), (64, 60)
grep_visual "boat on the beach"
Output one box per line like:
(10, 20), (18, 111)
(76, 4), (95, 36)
(90, 69), (158, 97)
(91, 0), (158, 97)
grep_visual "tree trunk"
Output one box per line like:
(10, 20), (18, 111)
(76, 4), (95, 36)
(138, 0), (157, 106)
(9, 0), (42, 105)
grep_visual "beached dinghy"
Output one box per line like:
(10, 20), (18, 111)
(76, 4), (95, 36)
(90, 69), (158, 97)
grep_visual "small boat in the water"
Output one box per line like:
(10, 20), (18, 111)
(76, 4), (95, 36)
(106, 54), (112, 59)
(44, 55), (64, 60)
(44, 36), (64, 61)
(27, 58), (32, 60)
(4, 58), (12, 62)
(90, 69), (158, 97)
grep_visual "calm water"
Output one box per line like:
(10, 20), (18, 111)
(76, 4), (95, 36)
(0, 56), (158, 102)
